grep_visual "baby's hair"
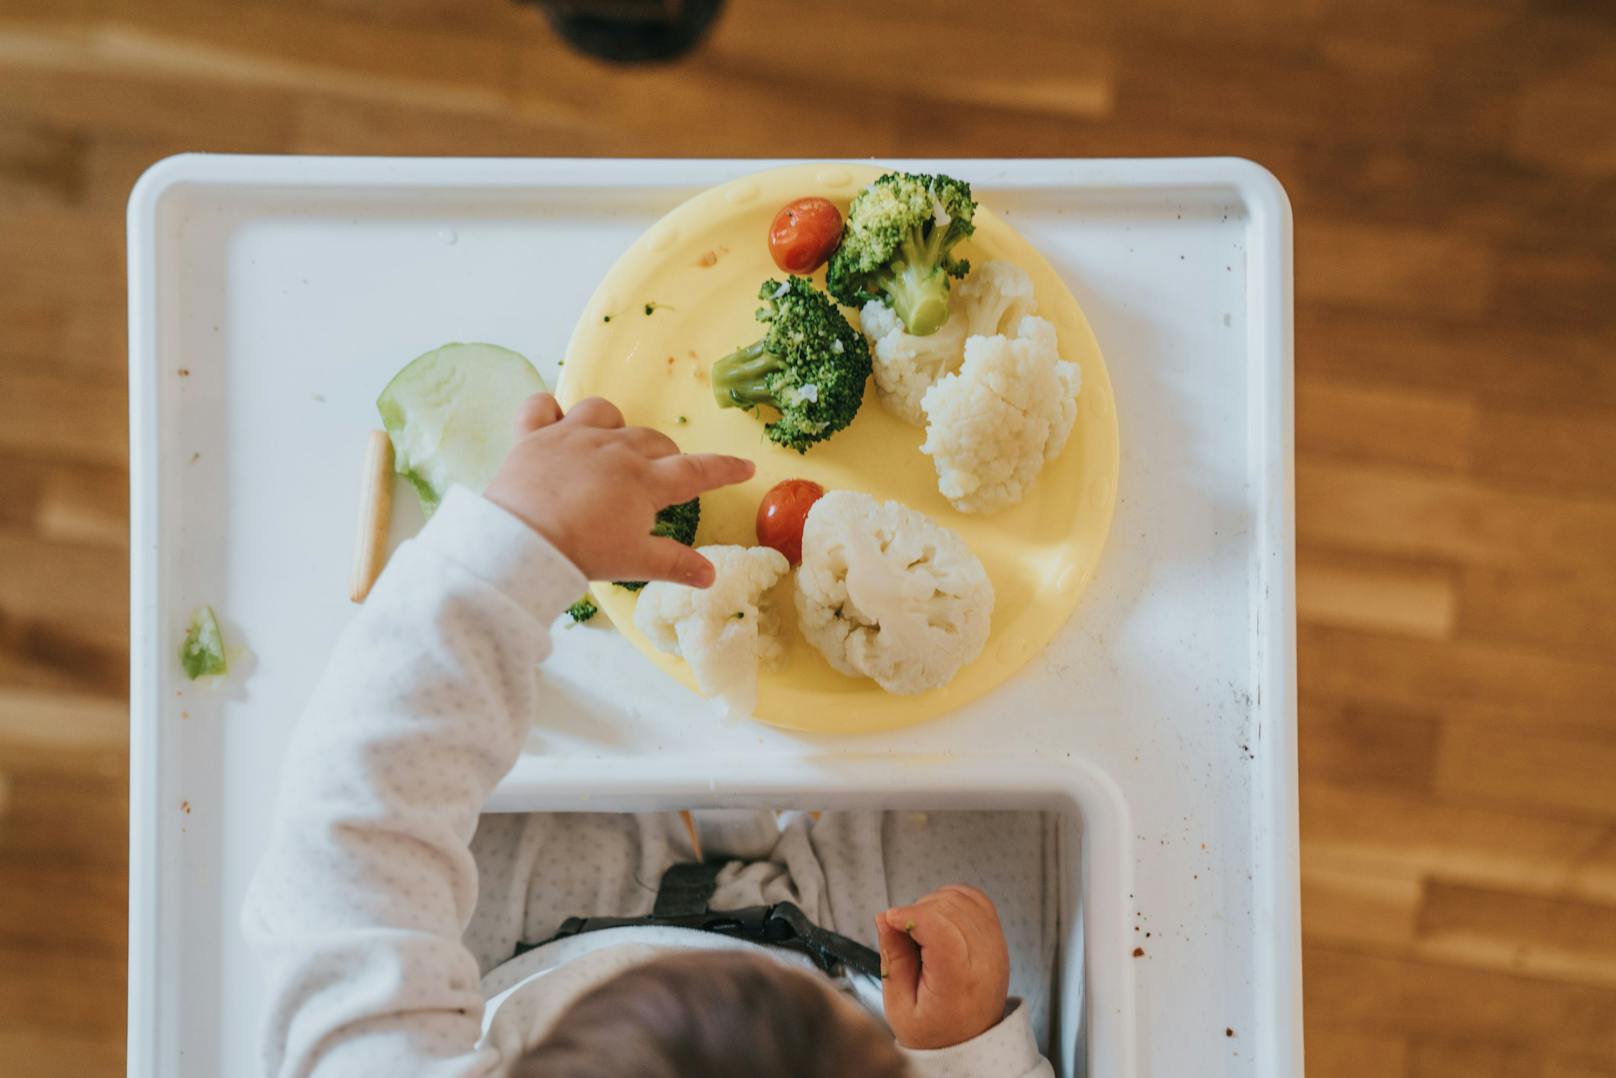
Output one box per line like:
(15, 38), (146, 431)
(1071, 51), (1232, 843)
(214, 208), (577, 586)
(511, 951), (910, 1077)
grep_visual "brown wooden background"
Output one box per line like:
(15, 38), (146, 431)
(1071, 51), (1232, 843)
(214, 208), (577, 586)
(1, 0), (1614, 1074)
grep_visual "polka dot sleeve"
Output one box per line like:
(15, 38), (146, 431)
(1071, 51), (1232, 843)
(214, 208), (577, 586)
(240, 487), (585, 1077)
(899, 1001), (1054, 1078)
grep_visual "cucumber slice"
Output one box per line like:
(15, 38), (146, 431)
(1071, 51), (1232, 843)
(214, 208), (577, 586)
(376, 343), (546, 514)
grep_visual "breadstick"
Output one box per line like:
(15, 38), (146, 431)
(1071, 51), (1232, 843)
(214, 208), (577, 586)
(349, 431), (394, 603)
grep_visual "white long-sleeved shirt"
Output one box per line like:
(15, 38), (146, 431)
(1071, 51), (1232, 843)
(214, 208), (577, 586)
(241, 486), (1055, 1077)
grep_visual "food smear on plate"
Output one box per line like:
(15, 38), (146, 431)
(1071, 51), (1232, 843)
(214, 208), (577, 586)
(634, 544), (790, 716)
(768, 196), (842, 273)
(827, 172), (977, 337)
(755, 478), (825, 566)
(709, 276), (871, 453)
(377, 342), (545, 514)
(180, 606), (229, 680)
(795, 491), (993, 695)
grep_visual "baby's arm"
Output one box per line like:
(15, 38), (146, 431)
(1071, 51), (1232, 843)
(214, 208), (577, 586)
(241, 395), (751, 1078)
(877, 885), (1055, 1078)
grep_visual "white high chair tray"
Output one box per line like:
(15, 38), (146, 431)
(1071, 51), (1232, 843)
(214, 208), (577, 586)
(128, 156), (1298, 1078)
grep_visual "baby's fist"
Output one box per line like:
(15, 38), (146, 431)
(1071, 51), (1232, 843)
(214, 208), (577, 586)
(876, 883), (1011, 1050)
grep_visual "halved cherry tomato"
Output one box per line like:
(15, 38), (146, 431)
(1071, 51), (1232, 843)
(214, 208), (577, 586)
(756, 478), (825, 566)
(768, 198), (843, 274)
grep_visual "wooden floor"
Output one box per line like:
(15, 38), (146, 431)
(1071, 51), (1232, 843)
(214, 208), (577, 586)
(1, 0), (1614, 1073)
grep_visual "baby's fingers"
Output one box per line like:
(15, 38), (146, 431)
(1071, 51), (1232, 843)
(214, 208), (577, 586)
(654, 453), (755, 503)
(633, 536), (716, 588)
(566, 396), (625, 429)
(513, 392), (563, 435)
(876, 916), (921, 1004)
(884, 904), (970, 979)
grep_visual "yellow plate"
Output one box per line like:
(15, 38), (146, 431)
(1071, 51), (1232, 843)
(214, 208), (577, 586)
(559, 163), (1119, 734)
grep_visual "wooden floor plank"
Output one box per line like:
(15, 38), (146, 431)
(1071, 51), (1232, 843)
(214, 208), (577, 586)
(0, 946), (126, 1039)
(1408, 1038), (1616, 1078)
(1298, 308), (1616, 412)
(0, 372), (127, 467)
(1510, 75), (1616, 180)
(1300, 781), (1611, 901)
(0, 113), (86, 209)
(1299, 696), (1441, 793)
(0, 288), (126, 385)
(291, 92), (606, 157)
(1299, 624), (1616, 738)
(1416, 881), (1616, 991)
(1434, 724), (1616, 820)
(103, 0), (523, 103)
(0, 759), (127, 869)
(0, 688), (126, 753)
(1494, 249), (1616, 334)
(1457, 563), (1616, 661)
(1302, 945), (1616, 1057)
(1296, 378), (1476, 473)
(1302, 1029), (1410, 1078)
(1298, 550), (1459, 640)
(0, 532), (128, 654)
(1297, 458), (1616, 574)
(1297, 220), (1497, 317)
(0, 1031), (122, 1078)
(0, 858), (126, 955)
(1469, 404), (1616, 500)
(35, 461), (128, 550)
(1301, 860), (1421, 949)
(0, 26), (301, 148)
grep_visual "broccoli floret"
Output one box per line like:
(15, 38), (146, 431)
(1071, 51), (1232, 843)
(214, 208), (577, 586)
(567, 597), (598, 623)
(710, 277), (872, 453)
(616, 497), (701, 592)
(826, 172), (977, 336)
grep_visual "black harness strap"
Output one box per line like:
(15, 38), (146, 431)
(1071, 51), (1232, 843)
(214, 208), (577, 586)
(651, 860), (724, 917)
(524, 861), (883, 980)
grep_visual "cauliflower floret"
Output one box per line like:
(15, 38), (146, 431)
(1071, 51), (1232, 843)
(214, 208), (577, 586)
(861, 299), (966, 426)
(920, 315), (1080, 515)
(633, 545), (789, 715)
(954, 260), (1038, 339)
(795, 491), (994, 695)
(861, 261), (1039, 426)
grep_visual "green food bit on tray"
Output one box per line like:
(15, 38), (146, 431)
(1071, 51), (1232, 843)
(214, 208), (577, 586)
(180, 606), (228, 680)
(567, 597), (598, 623)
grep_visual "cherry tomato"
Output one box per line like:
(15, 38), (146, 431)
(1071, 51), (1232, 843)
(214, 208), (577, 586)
(756, 479), (825, 566)
(768, 198), (843, 274)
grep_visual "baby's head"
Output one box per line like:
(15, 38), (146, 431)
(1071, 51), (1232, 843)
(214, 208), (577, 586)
(512, 951), (909, 1077)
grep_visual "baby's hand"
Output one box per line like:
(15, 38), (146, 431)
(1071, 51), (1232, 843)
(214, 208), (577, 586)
(876, 883), (1012, 1050)
(485, 394), (754, 587)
